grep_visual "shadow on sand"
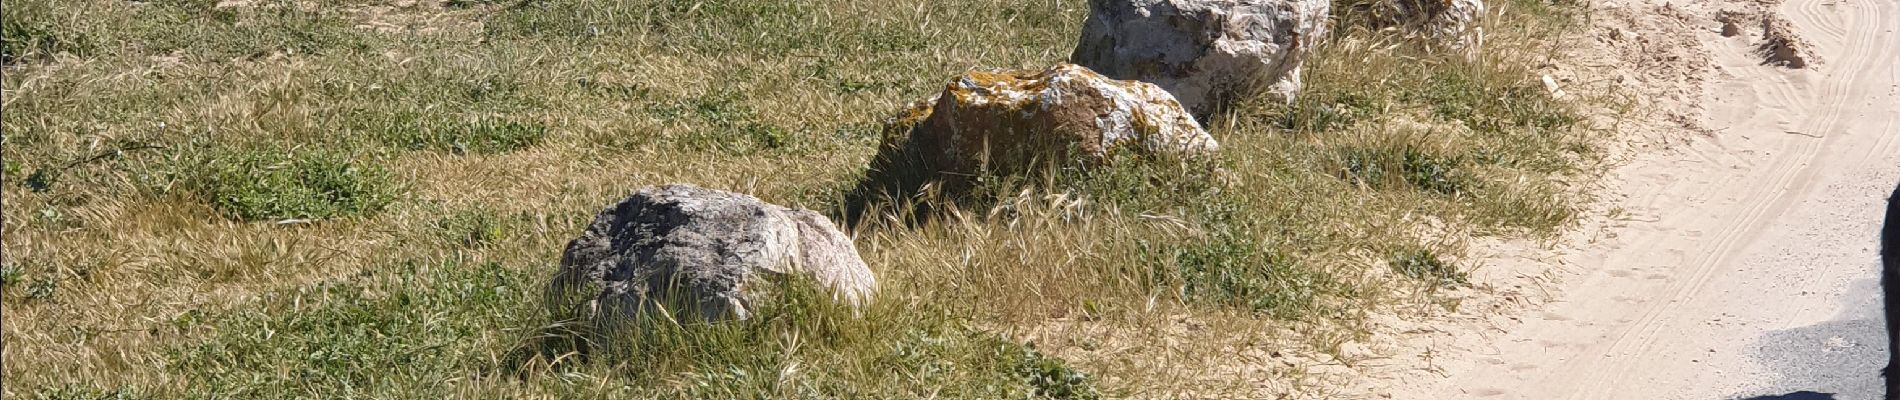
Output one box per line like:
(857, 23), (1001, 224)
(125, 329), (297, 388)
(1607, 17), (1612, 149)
(1736, 391), (1837, 400)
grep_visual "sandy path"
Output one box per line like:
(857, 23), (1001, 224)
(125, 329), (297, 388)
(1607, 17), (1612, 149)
(1389, 0), (1900, 397)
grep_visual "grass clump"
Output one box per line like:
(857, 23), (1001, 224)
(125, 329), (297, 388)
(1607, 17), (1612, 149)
(0, 0), (374, 63)
(3, 159), (22, 181)
(1154, 230), (1334, 320)
(0, 263), (24, 288)
(1057, 158), (1347, 319)
(1389, 248), (1467, 286)
(27, 384), (149, 400)
(25, 276), (59, 301)
(1011, 344), (1104, 400)
(428, 208), (518, 248)
(183, 147), (402, 221)
(1340, 146), (1474, 195)
(0, 0), (96, 64)
(375, 114), (548, 155)
(1405, 69), (1583, 165)
(650, 92), (795, 154)
(155, 256), (1106, 398)
(164, 260), (535, 398)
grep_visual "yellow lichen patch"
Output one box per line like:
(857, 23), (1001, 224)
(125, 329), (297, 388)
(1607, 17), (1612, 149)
(962, 69), (1048, 92)
(949, 68), (1053, 107)
(885, 99), (938, 136)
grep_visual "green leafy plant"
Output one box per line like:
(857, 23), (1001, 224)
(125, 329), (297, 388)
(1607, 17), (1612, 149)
(26, 277), (58, 300)
(0, 263), (24, 288)
(1390, 248), (1467, 286)
(375, 114), (547, 155)
(1341, 147), (1473, 195)
(1011, 344), (1102, 400)
(428, 209), (513, 248)
(187, 148), (402, 221)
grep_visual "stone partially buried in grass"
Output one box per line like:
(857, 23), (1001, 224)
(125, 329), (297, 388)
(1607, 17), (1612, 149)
(551, 184), (876, 325)
(849, 63), (1217, 218)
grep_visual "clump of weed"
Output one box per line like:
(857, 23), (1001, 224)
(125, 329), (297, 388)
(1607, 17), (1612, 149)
(1408, 69), (1578, 142)
(28, 384), (147, 400)
(1271, 90), (1384, 134)
(651, 92), (795, 155)
(1340, 147), (1474, 195)
(1389, 247), (1466, 286)
(25, 276), (58, 301)
(0, 0), (95, 64)
(3, 160), (22, 181)
(374, 114), (547, 155)
(1149, 228), (1338, 319)
(182, 146), (402, 221)
(1062, 157), (1344, 319)
(1009, 343), (1103, 400)
(428, 208), (515, 248)
(165, 260), (534, 398)
(0, 263), (24, 288)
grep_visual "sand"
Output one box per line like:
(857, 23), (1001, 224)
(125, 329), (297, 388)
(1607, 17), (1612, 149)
(1332, 0), (1900, 396)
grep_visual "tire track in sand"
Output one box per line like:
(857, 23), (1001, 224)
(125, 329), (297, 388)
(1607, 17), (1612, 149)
(1582, 0), (1900, 395)
(1410, 0), (1900, 396)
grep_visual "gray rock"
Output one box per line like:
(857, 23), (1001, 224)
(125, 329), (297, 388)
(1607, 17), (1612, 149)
(1388, 0), (1485, 50)
(551, 184), (874, 325)
(1070, 0), (1330, 118)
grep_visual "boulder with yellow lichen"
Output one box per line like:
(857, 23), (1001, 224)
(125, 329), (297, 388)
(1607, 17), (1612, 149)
(844, 63), (1217, 225)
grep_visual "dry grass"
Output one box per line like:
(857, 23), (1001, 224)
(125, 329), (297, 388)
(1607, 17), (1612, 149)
(2, 0), (1597, 398)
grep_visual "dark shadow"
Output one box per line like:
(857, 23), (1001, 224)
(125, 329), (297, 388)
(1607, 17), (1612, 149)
(839, 102), (969, 231)
(1736, 392), (1837, 400)
(492, 319), (596, 379)
(839, 144), (952, 232)
(1884, 180), (1900, 397)
(1736, 391), (1838, 400)
(839, 124), (1085, 231)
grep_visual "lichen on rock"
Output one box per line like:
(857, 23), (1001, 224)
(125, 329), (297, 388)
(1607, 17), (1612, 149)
(845, 63), (1218, 225)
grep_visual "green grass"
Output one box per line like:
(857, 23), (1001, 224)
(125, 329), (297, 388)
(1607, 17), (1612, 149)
(427, 208), (517, 248)
(0, 263), (24, 287)
(0, 0), (94, 64)
(1, 0), (1603, 397)
(1057, 158), (1348, 320)
(372, 113), (548, 154)
(22, 384), (148, 400)
(144, 256), (1106, 399)
(179, 145), (403, 221)
(1390, 247), (1468, 286)
(1340, 146), (1474, 195)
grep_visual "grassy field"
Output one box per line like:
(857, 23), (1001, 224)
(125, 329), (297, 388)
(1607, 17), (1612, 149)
(1, 0), (1594, 397)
